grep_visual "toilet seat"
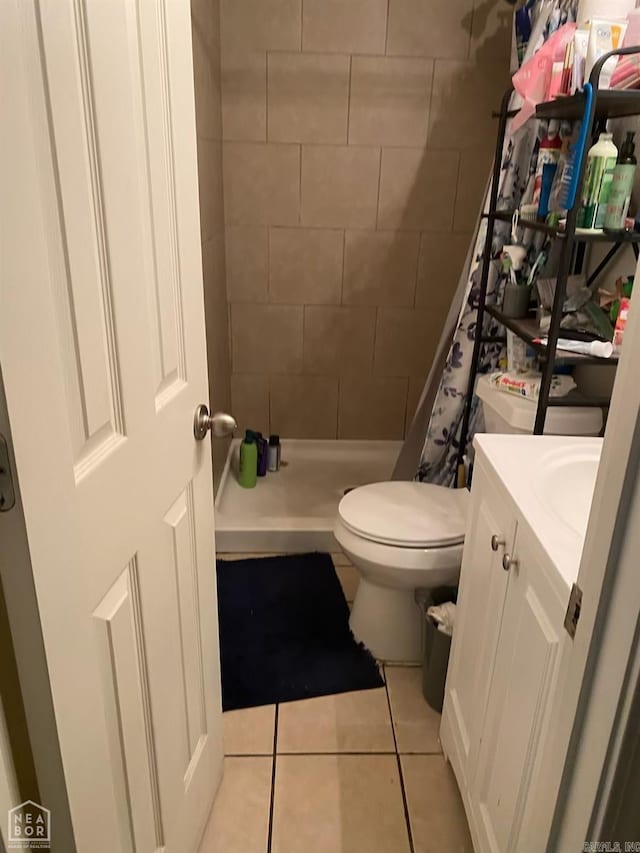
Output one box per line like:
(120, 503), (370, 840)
(338, 482), (469, 549)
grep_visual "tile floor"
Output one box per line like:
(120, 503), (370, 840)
(199, 554), (472, 853)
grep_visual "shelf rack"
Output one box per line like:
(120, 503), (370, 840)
(482, 306), (620, 366)
(457, 47), (640, 472)
(486, 210), (640, 245)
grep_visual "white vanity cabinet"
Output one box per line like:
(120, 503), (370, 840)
(441, 443), (571, 853)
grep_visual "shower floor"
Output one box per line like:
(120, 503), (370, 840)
(215, 439), (402, 553)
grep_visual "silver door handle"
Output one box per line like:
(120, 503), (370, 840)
(193, 405), (237, 440)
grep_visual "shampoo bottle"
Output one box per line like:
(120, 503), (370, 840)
(256, 432), (269, 477)
(604, 131), (637, 231)
(268, 435), (281, 472)
(577, 132), (618, 230)
(238, 430), (258, 488)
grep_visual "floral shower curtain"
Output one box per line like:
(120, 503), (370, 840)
(416, 0), (578, 485)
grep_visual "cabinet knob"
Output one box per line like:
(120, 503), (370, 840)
(502, 553), (518, 572)
(491, 534), (505, 552)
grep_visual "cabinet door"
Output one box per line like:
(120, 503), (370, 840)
(470, 523), (566, 853)
(441, 462), (515, 796)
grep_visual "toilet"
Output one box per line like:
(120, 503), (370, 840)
(334, 481), (469, 663)
(335, 375), (604, 663)
(335, 376), (604, 663)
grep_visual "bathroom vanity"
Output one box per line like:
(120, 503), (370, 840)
(441, 434), (603, 853)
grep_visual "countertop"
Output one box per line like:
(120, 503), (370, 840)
(474, 434), (604, 589)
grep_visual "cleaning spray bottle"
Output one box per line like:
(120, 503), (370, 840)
(578, 132), (618, 231)
(238, 430), (258, 488)
(604, 131), (637, 231)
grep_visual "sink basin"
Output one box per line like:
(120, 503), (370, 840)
(533, 443), (602, 537)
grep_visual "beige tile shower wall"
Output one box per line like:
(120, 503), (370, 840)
(221, 0), (511, 440)
(192, 0), (232, 491)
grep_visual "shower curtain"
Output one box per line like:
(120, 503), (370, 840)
(413, 0), (578, 485)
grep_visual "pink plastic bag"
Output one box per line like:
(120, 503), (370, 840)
(512, 23), (577, 132)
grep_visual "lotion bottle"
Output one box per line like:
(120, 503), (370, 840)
(577, 132), (618, 230)
(604, 131), (636, 231)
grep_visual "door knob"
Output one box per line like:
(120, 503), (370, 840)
(193, 405), (237, 440)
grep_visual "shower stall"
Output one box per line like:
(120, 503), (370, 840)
(191, 0), (513, 552)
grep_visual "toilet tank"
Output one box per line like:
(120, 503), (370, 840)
(476, 375), (603, 436)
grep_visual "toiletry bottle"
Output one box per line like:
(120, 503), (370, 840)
(255, 431), (268, 477)
(533, 121), (562, 206)
(537, 161), (558, 219)
(258, 435), (268, 476)
(515, 2), (532, 65)
(268, 435), (281, 472)
(577, 132), (618, 230)
(585, 19), (628, 89)
(604, 131), (637, 231)
(572, 30), (589, 91)
(238, 430), (258, 488)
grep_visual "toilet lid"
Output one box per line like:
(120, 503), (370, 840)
(338, 482), (469, 548)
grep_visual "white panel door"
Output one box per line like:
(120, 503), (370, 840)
(1, 1), (223, 851)
(470, 523), (565, 853)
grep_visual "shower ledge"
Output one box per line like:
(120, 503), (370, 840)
(214, 439), (402, 553)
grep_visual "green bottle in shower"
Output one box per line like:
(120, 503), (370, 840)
(238, 430), (258, 488)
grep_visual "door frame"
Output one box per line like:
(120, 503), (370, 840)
(0, 369), (76, 853)
(543, 252), (640, 848)
(0, 694), (20, 851)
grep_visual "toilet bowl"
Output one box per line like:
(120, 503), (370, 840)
(334, 481), (469, 663)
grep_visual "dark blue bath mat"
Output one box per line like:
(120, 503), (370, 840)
(216, 552), (383, 711)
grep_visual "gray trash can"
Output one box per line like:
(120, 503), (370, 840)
(417, 586), (457, 713)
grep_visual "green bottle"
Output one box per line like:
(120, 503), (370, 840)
(577, 133), (618, 230)
(604, 131), (637, 232)
(238, 430), (258, 488)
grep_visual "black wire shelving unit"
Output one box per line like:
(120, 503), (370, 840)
(457, 47), (640, 475)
